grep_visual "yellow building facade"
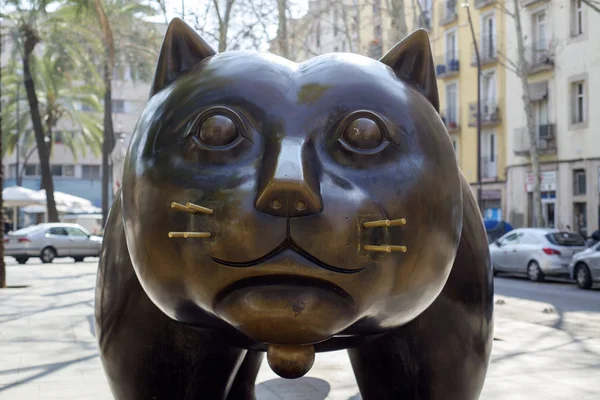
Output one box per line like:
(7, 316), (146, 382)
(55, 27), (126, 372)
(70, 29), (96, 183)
(358, 0), (508, 219)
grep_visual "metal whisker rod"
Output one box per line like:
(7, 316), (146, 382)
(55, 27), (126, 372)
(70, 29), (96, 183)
(363, 245), (407, 253)
(185, 202), (214, 215)
(170, 202), (214, 215)
(363, 218), (406, 228)
(168, 232), (212, 238)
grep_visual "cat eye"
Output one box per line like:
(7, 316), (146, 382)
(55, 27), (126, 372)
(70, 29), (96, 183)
(336, 111), (389, 154)
(341, 118), (384, 150)
(195, 115), (238, 147)
(187, 107), (247, 150)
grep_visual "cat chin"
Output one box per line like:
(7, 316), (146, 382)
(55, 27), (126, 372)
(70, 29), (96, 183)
(213, 274), (358, 345)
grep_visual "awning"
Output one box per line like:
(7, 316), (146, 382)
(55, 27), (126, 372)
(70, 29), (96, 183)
(528, 81), (548, 101)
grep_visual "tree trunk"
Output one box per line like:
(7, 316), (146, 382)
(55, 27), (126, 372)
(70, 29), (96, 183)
(389, 0), (408, 44)
(102, 57), (115, 227)
(276, 0), (289, 58)
(0, 90), (6, 288)
(21, 25), (59, 222)
(93, 0), (116, 227)
(514, 0), (543, 227)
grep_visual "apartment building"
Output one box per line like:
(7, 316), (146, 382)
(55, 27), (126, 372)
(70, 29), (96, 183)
(2, 22), (166, 209)
(269, 0), (357, 61)
(423, 0), (507, 220)
(505, 0), (600, 235)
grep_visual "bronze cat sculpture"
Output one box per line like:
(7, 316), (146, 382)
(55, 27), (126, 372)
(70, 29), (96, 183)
(95, 17), (493, 400)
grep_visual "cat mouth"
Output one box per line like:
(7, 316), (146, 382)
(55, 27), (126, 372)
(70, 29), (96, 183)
(211, 239), (365, 274)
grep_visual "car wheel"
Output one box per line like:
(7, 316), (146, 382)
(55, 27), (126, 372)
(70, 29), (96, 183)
(15, 257), (29, 265)
(40, 247), (57, 264)
(73, 257), (85, 262)
(575, 263), (593, 290)
(527, 261), (545, 282)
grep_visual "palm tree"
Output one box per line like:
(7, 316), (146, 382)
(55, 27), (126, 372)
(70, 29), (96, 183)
(67, 0), (160, 226)
(2, 48), (104, 166)
(1, 0), (62, 221)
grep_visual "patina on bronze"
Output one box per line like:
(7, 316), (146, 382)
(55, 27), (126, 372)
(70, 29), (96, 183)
(95, 17), (493, 400)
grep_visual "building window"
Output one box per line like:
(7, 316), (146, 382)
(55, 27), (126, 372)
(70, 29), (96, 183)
(445, 82), (458, 127)
(571, 0), (583, 36)
(51, 165), (63, 176)
(24, 164), (37, 176)
(571, 80), (585, 124)
(573, 169), (586, 195)
(112, 99), (125, 113)
(445, 30), (458, 64)
(82, 165), (101, 179)
(63, 165), (75, 177)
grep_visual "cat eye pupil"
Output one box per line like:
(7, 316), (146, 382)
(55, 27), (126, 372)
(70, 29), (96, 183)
(197, 115), (238, 147)
(342, 118), (383, 150)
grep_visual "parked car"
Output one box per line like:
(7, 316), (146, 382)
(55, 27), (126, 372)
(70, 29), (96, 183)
(489, 228), (587, 282)
(3, 223), (103, 264)
(585, 229), (600, 248)
(568, 242), (600, 289)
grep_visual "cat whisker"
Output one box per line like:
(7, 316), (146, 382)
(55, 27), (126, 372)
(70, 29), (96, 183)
(170, 202), (214, 215)
(363, 218), (406, 228)
(185, 202), (214, 215)
(363, 245), (407, 253)
(168, 232), (212, 239)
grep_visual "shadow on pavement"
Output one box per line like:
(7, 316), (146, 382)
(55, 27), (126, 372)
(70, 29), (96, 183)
(256, 377), (330, 399)
(0, 354), (98, 393)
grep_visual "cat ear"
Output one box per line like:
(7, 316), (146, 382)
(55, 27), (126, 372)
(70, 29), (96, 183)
(379, 29), (439, 112)
(150, 18), (217, 96)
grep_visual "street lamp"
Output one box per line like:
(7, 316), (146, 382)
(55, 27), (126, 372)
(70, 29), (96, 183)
(462, 1), (483, 214)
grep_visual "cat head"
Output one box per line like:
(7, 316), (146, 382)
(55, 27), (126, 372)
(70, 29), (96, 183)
(122, 18), (462, 346)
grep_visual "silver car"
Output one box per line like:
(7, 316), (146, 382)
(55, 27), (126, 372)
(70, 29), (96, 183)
(568, 242), (600, 289)
(3, 223), (103, 264)
(489, 228), (587, 282)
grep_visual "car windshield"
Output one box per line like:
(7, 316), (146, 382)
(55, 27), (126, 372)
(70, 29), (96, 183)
(9, 225), (42, 235)
(545, 232), (586, 246)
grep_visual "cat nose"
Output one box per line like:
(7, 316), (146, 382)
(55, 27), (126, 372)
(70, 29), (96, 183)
(255, 137), (322, 218)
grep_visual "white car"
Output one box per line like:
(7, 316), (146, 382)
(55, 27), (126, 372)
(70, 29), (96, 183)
(4, 223), (103, 264)
(489, 228), (587, 282)
(568, 242), (600, 289)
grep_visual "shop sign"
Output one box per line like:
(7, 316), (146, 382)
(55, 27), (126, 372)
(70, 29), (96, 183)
(526, 171), (556, 192)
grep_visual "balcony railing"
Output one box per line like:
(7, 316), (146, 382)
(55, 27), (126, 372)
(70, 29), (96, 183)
(435, 53), (460, 77)
(439, 1), (458, 25)
(481, 156), (498, 180)
(472, 34), (498, 65)
(468, 100), (501, 126)
(526, 40), (554, 73)
(441, 107), (460, 132)
(474, 0), (496, 8)
(513, 124), (557, 155)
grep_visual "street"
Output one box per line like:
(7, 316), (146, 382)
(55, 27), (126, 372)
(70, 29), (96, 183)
(0, 259), (599, 400)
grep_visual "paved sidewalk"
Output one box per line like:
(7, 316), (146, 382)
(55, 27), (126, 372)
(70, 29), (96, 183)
(1, 260), (599, 400)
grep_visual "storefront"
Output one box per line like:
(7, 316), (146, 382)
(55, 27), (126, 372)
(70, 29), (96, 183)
(526, 170), (557, 228)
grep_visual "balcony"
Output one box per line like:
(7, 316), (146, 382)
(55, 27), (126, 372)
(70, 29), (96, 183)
(481, 156), (498, 180)
(471, 35), (498, 66)
(435, 53), (460, 78)
(526, 41), (554, 74)
(468, 100), (501, 127)
(474, 0), (496, 8)
(439, 1), (458, 26)
(513, 124), (557, 156)
(441, 107), (460, 132)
